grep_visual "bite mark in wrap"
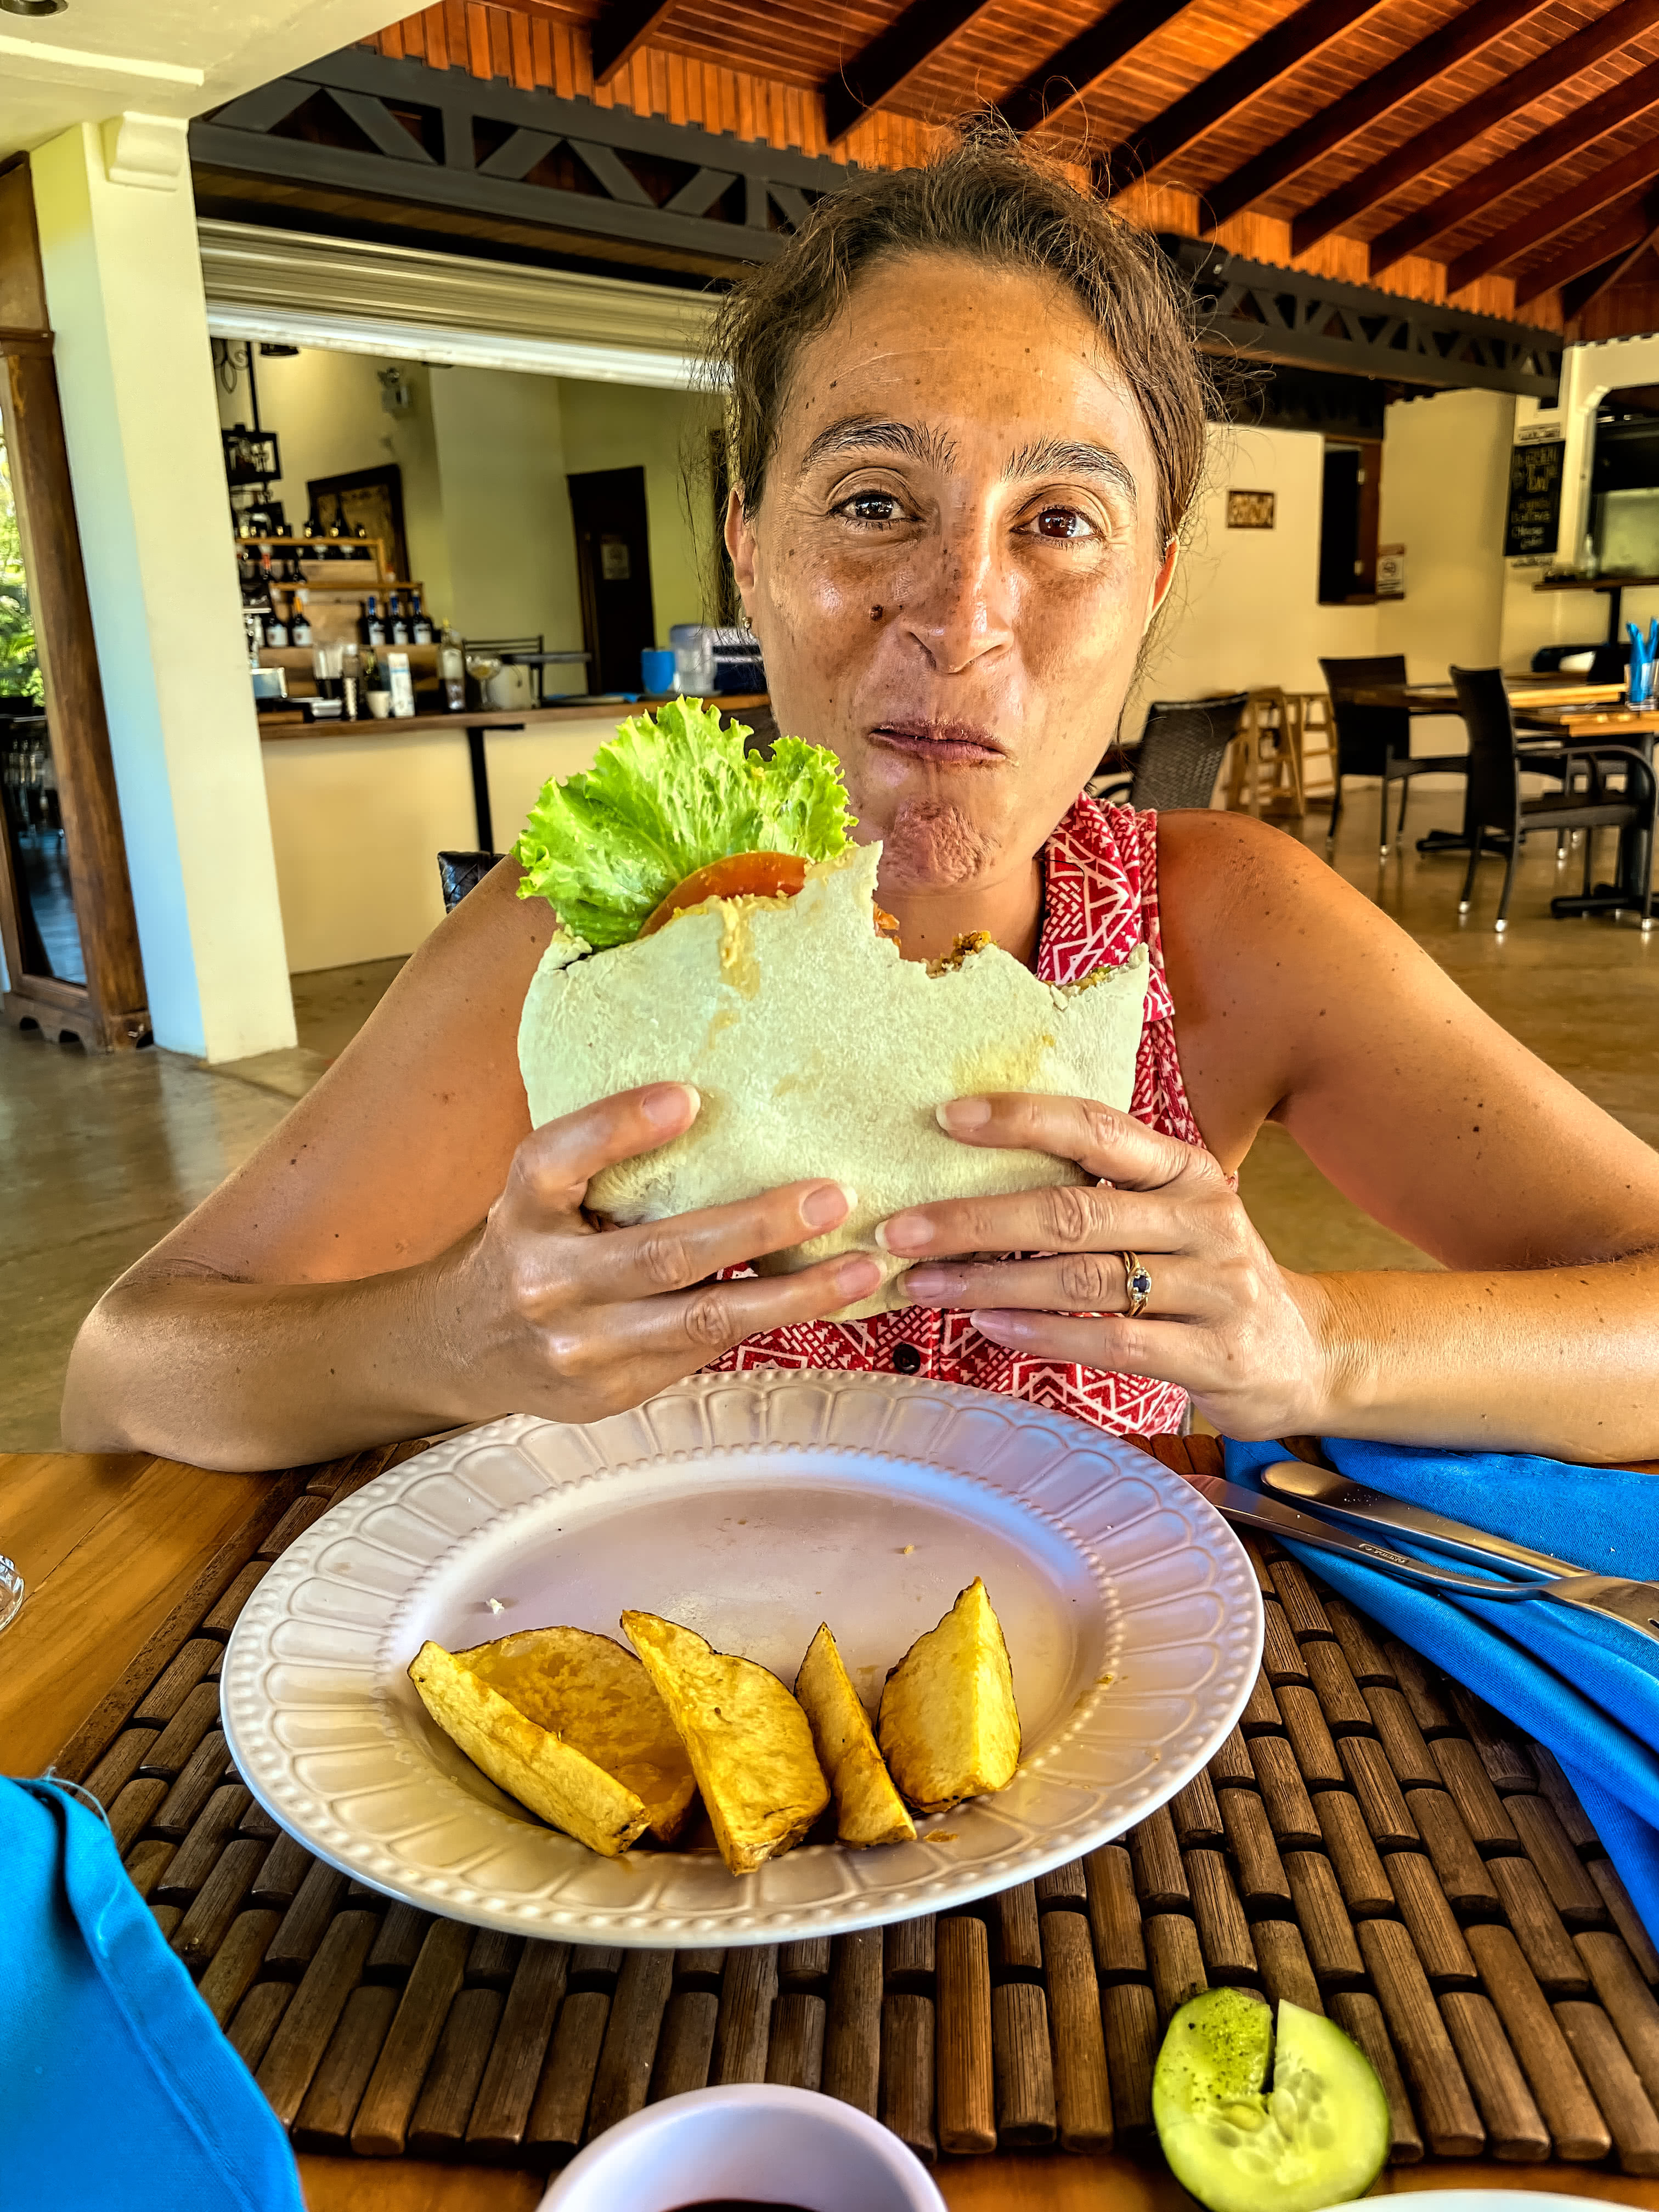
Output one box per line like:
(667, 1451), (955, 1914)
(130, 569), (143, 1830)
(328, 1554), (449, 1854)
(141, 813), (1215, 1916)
(514, 706), (1150, 1319)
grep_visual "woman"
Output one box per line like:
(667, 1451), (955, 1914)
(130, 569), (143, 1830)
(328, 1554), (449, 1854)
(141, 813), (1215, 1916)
(64, 141), (1659, 1470)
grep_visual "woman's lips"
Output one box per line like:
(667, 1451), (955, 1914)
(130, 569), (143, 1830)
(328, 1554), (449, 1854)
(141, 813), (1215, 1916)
(868, 720), (1006, 764)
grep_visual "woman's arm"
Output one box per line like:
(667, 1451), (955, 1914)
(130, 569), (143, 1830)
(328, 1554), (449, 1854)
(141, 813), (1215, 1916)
(63, 866), (878, 1469)
(889, 811), (1659, 1458)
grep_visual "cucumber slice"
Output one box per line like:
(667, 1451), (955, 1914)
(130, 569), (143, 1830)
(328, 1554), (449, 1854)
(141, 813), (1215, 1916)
(1153, 1989), (1389, 2212)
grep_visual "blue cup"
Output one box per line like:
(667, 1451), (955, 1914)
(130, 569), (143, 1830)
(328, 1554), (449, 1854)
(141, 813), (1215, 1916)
(641, 648), (676, 694)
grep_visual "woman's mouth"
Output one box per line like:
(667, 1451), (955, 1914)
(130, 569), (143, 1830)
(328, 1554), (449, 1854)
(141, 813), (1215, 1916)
(868, 720), (1006, 764)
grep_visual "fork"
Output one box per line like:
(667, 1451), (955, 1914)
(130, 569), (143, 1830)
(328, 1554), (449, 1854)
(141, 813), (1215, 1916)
(1190, 1474), (1659, 1649)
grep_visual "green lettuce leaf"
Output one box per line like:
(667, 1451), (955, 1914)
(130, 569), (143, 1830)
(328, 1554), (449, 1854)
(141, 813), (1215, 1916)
(513, 697), (856, 947)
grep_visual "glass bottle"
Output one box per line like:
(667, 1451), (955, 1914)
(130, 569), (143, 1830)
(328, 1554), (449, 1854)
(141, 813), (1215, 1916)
(410, 591), (433, 646)
(291, 592), (313, 648)
(364, 593), (386, 647)
(389, 590), (409, 646)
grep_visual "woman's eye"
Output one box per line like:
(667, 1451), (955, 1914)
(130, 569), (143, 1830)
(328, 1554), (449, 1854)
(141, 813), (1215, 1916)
(837, 492), (902, 525)
(1032, 506), (1096, 540)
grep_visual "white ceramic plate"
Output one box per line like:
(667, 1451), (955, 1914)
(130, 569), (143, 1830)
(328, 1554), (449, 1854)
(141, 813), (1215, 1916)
(222, 1373), (1262, 1945)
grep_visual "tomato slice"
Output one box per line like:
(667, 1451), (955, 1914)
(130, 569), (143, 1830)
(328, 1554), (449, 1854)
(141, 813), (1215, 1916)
(639, 851), (808, 938)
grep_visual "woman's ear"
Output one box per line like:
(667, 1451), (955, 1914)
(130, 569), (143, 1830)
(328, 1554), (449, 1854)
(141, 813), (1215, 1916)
(1144, 534), (1180, 634)
(725, 487), (757, 614)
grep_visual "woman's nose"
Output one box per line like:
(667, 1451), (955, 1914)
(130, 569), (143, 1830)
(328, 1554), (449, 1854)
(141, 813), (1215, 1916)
(899, 526), (1014, 674)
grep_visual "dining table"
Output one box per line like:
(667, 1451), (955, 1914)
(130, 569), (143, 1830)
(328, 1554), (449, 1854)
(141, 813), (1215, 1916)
(6, 1434), (1659, 2211)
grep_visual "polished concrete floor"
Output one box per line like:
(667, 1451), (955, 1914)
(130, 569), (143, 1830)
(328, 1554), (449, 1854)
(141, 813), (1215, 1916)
(2, 790), (1654, 1453)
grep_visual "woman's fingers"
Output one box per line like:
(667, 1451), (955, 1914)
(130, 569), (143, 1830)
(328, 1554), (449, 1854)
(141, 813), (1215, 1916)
(582, 1178), (861, 1302)
(902, 1251), (1207, 1321)
(878, 1177), (1193, 1262)
(505, 1083), (703, 1223)
(936, 1092), (1209, 1189)
(535, 1249), (884, 1417)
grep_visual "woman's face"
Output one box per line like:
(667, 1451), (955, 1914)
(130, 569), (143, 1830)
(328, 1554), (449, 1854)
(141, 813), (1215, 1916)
(728, 251), (1180, 899)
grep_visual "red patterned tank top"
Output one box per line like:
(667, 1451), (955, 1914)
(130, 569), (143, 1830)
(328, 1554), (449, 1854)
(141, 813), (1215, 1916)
(706, 796), (1201, 1436)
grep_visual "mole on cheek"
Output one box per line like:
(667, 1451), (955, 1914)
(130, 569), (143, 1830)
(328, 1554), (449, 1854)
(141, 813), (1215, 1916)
(870, 605), (884, 622)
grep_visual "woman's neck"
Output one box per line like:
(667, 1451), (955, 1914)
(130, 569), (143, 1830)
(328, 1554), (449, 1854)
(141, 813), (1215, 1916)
(881, 854), (1045, 969)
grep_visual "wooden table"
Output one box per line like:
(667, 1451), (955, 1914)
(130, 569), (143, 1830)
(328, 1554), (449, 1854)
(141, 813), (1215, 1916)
(1345, 681), (1628, 714)
(5, 1443), (1656, 2212)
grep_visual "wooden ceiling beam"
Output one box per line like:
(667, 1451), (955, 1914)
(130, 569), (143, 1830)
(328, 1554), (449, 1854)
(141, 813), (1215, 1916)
(1447, 125), (1659, 292)
(590, 0), (678, 87)
(999, 0), (1197, 138)
(1096, 0), (1385, 193)
(1516, 184), (1659, 304)
(1561, 187), (1659, 319)
(1376, 56), (1659, 276)
(1202, 0), (1550, 232)
(1293, 0), (1659, 255)
(822, 0), (995, 145)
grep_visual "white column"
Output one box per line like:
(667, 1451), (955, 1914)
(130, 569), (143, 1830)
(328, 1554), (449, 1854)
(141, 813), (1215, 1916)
(30, 117), (295, 1061)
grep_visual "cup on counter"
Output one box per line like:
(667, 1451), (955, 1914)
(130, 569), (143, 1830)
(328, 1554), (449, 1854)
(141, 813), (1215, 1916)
(366, 690), (392, 719)
(537, 2085), (945, 2211)
(640, 646), (677, 694)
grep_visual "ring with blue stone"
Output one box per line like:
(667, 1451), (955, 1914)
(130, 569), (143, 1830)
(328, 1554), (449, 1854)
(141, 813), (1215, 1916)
(1122, 1251), (1153, 1318)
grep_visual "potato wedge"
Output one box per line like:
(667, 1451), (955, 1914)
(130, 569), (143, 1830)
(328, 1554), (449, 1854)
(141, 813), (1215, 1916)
(794, 1623), (916, 1848)
(877, 1577), (1020, 1814)
(621, 1611), (830, 1875)
(409, 1640), (651, 1856)
(454, 1624), (696, 1842)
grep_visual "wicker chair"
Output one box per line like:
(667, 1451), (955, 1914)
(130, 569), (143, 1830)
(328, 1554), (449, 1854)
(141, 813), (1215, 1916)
(438, 851), (501, 912)
(1449, 664), (1656, 932)
(1090, 694), (1249, 812)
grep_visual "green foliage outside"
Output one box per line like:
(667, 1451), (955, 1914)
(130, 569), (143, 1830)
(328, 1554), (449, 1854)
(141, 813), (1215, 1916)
(0, 439), (42, 702)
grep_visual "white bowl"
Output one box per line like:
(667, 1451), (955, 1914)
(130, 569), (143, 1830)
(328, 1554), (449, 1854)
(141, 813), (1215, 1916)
(537, 2085), (946, 2211)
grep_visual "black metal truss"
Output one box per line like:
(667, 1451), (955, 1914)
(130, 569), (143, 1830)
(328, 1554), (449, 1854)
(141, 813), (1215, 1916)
(189, 45), (855, 266)
(189, 49), (1562, 398)
(1161, 237), (1562, 400)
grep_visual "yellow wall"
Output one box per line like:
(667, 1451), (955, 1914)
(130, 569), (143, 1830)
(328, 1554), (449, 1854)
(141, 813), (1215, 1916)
(554, 377), (719, 644)
(429, 365), (584, 658)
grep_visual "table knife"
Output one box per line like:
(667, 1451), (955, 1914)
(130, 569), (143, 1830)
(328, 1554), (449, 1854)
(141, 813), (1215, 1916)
(1259, 1458), (1576, 1580)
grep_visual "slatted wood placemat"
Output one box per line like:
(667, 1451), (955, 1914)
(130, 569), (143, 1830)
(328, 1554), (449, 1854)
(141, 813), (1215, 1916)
(50, 1433), (1659, 2175)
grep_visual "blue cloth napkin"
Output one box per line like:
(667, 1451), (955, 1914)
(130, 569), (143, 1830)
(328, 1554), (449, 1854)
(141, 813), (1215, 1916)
(1224, 1435), (1659, 1945)
(0, 1776), (303, 2212)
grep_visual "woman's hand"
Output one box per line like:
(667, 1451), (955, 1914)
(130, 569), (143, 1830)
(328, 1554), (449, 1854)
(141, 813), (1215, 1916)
(444, 1081), (882, 1425)
(879, 1092), (1337, 1440)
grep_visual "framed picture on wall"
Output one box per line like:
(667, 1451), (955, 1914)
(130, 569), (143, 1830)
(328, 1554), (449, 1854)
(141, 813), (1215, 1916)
(1226, 489), (1276, 530)
(306, 464), (409, 583)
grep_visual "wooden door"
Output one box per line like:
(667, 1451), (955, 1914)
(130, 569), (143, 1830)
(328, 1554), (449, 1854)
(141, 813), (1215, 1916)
(567, 465), (656, 694)
(0, 158), (148, 1050)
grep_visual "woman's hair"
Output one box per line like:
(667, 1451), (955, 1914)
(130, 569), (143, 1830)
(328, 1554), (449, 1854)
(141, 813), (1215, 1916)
(712, 129), (1210, 551)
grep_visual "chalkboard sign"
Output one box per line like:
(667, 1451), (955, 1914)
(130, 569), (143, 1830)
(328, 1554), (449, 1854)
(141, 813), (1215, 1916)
(1504, 438), (1565, 557)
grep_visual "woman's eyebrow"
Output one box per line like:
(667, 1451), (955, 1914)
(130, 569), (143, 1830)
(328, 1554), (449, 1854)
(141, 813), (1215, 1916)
(799, 416), (958, 471)
(1004, 438), (1138, 506)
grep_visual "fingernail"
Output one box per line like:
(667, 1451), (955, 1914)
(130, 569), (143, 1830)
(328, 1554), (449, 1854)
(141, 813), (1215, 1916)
(836, 1256), (883, 1297)
(642, 1082), (699, 1128)
(802, 1180), (857, 1231)
(972, 1308), (1034, 1344)
(937, 1096), (991, 1131)
(902, 1268), (957, 1304)
(876, 1214), (933, 1254)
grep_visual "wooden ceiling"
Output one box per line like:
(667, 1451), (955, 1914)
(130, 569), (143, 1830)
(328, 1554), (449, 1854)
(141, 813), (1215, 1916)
(365, 0), (1659, 336)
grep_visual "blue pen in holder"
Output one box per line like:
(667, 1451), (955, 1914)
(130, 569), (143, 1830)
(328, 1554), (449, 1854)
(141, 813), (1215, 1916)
(1627, 618), (1658, 707)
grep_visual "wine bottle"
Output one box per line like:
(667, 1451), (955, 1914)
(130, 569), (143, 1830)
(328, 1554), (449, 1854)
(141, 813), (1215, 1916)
(410, 591), (433, 645)
(266, 595), (290, 650)
(389, 590), (409, 646)
(291, 592), (313, 648)
(365, 593), (386, 647)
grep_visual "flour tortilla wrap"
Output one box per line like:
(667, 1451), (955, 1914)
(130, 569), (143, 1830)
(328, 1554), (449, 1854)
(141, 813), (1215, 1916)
(518, 840), (1149, 1319)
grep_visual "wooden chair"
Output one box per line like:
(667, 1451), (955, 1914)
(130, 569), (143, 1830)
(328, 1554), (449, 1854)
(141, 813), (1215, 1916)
(1225, 688), (1305, 819)
(1286, 691), (1336, 805)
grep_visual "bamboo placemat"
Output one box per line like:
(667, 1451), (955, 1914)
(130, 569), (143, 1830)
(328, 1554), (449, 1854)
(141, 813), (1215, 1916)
(51, 1434), (1659, 2175)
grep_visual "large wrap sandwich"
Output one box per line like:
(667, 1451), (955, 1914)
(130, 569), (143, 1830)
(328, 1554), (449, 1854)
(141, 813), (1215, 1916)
(515, 701), (1149, 1319)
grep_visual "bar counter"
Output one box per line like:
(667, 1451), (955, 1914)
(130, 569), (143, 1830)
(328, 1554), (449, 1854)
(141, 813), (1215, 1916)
(256, 698), (768, 976)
